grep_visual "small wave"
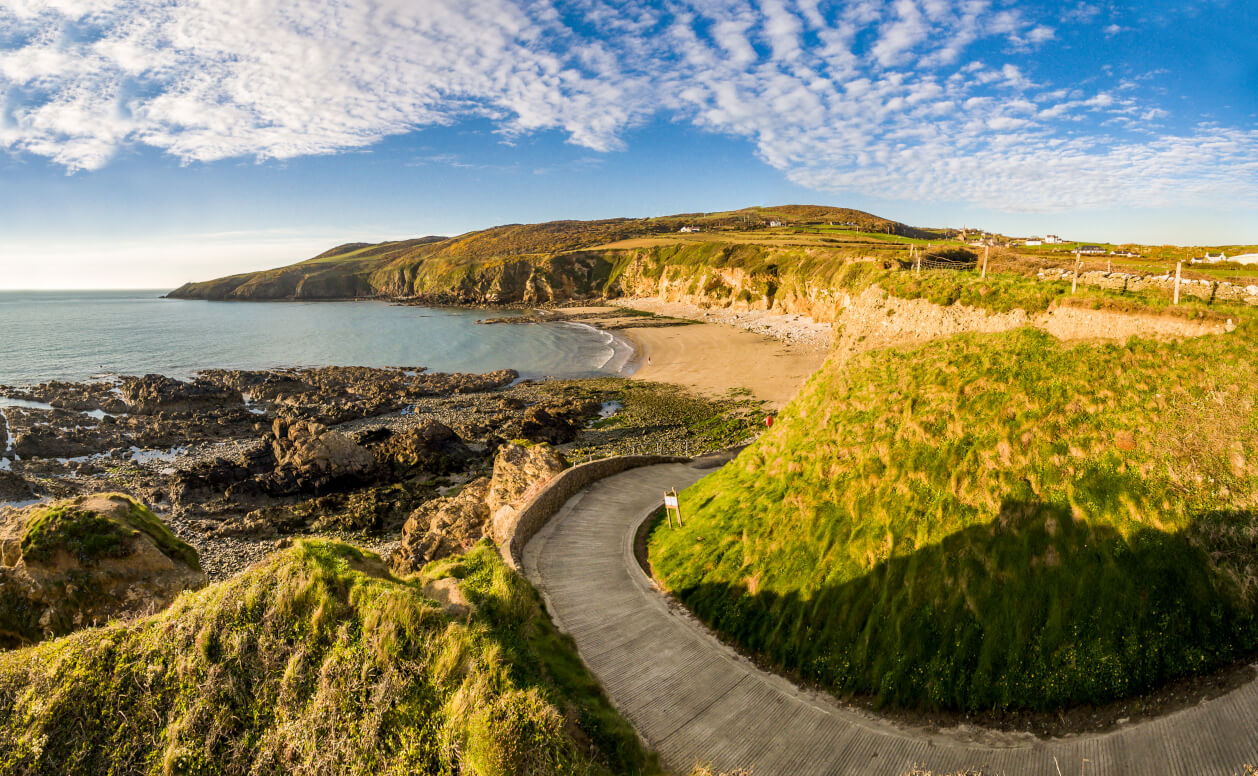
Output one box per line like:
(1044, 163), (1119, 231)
(559, 321), (631, 373)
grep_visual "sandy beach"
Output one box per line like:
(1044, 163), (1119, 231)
(561, 305), (831, 409)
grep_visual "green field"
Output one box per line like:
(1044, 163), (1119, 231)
(650, 309), (1258, 711)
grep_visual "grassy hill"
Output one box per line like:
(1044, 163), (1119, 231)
(167, 206), (933, 301)
(649, 307), (1258, 712)
(0, 539), (658, 775)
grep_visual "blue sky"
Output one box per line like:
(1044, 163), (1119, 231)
(1, 0), (1256, 289)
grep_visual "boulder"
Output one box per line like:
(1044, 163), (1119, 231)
(0, 472), (34, 504)
(516, 399), (602, 445)
(120, 374), (243, 415)
(11, 427), (111, 460)
(207, 505), (304, 540)
(487, 441), (567, 545)
(371, 420), (475, 475)
(270, 419), (374, 477)
(390, 478), (491, 572)
(389, 442), (566, 573)
(0, 493), (206, 649)
(171, 456), (253, 505)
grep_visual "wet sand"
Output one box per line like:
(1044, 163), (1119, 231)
(562, 305), (830, 410)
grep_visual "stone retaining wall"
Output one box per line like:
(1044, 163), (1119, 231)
(500, 454), (689, 570)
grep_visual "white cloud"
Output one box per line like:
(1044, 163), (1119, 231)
(1026, 25), (1055, 43)
(1, 0), (1256, 215)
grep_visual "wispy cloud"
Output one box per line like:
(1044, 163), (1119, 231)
(1, 0), (1255, 214)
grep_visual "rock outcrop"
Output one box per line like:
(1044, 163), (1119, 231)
(392, 478), (492, 570)
(372, 421), (475, 475)
(270, 419), (374, 477)
(120, 374), (243, 415)
(197, 366), (518, 425)
(0, 493), (205, 649)
(486, 442), (567, 544)
(0, 472), (34, 503)
(516, 400), (602, 445)
(390, 441), (567, 573)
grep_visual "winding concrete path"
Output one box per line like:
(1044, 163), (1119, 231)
(523, 462), (1258, 776)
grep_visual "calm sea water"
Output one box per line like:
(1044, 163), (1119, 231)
(0, 290), (634, 386)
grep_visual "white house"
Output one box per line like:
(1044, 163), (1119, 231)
(1205, 252), (1227, 262)
(1024, 238), (1043, 246)
(768, 220), (783, 227)
(1076, 245), (1106, 255)
(1045, 235), (1064, 244)
(679, 226), (702, 233)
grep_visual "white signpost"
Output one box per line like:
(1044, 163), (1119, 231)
(664, 489), (683, 527)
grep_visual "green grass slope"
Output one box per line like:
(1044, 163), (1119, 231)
(649, 322), (1258, 711)
(0, 539), (657, 776)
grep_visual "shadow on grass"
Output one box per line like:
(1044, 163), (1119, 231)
(669, 500), (1258, 712)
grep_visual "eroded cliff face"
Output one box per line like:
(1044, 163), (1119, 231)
(169, 241), (833, 308)
(612, 248), (851, 322)
(367, 251), (628, 304)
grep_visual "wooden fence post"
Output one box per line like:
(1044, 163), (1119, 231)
(1174, 261), (1182, 305)
(1072, 257), (1081, 294)
(981, 245), (989, 279)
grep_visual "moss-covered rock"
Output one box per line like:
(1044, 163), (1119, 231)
(0, 493), (204, 649)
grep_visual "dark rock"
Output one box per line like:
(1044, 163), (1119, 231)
(516, 398), (601, 444)
(355, 427), (393, 446)
(0, 472), (33, 503)
(373, 420), (475, 475)
(120, 374), (243, 415)
(172, 457), (252, 505)
(12, 429), (108, 460)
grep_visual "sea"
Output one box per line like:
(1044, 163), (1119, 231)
(0, 290), (636, 387)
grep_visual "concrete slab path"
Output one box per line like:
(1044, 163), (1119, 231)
(523, 462), (1258, 776)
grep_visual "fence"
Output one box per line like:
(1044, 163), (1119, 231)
(895, 245), (978, 272)
(898, 247), (1257, 306)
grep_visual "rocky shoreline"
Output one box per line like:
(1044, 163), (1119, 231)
(1, 366), (762, 581)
